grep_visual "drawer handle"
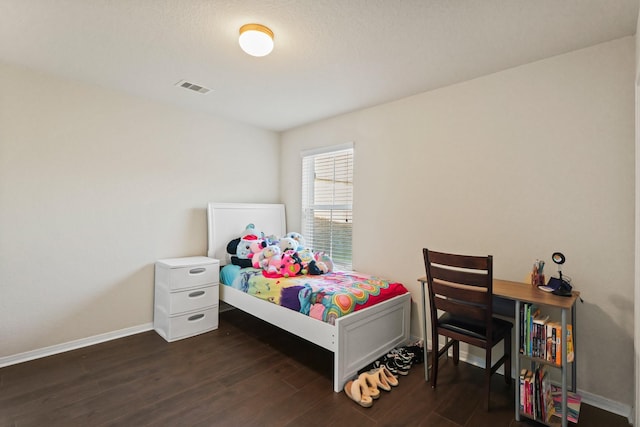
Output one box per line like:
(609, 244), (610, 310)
(189, 267), (206, 275)
(188, 313), (205, 322)
(188, 290), (205, 298)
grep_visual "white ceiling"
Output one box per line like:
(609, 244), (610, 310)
(0, 1), (638, 132)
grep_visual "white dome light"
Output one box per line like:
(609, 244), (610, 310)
(239, 24), (274, 57)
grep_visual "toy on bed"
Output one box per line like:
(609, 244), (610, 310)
(226, 224), (333, 278)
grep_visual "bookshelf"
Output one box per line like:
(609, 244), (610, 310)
(493, 280), (580, 427)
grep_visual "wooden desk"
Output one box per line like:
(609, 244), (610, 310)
(418, 277), (580, 427)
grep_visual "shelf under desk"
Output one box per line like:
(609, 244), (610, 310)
(418, 277), (580, 427)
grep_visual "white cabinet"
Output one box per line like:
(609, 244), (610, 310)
(154, 256), (219, 342)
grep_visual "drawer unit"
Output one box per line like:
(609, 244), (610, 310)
(154, 307), (219, 342)
(155, 284), (219, 315)
(155, 256), (219, 291)
(154, 257), (220, 342)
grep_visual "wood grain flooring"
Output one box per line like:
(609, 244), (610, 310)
(0, 309), (631, 427)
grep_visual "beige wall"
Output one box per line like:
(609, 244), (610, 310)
(281, 37), (635, 410)
(0, 62), (280, 358)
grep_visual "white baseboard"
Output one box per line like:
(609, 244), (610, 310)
(459, 349), (633, 423)
(0, 323), (153, 368)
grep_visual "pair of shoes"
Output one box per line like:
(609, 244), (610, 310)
(370, 355), (409, 376)
(387, 347), (414, 364)
(358, 372), (381, 399)
(402, 340), (425, 364)
(367, 366), (398, 390)
(383, 355), (410, 376)
(344, 377), (374, 407)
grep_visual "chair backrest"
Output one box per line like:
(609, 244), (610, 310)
(423, 249), (494, 329)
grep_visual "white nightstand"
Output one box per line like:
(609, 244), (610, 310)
(153, 256), (220, 342)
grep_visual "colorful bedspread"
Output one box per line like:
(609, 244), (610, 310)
(222, 266), (408, 325)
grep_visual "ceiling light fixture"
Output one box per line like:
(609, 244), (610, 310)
(239, 23), (274, 57)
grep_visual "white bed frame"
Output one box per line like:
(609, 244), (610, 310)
(207, 202), (411, 392)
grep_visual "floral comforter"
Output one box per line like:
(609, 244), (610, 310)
(222, 266), (408, 325)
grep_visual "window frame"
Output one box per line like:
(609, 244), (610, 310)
(300, 142), (354, 271)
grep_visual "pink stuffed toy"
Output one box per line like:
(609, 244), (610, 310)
(261, 245), (282, 274)
(280, 250), (302, 277)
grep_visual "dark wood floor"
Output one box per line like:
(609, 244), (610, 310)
(0, 309), (631, 427)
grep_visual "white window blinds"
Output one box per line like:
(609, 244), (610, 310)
(301, 144), (354, 271)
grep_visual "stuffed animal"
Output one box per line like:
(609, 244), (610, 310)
(249, 240), (266, 268)
(314, 251), (334, 273)
(236, 235), (258, 260)
(261, 245), (282, 274)
(296, 248), (315, 266)
(241, 223), (261, 239)
(280, 250), (303, 277)
(279, 237), (298, 253)
(285, 232), (306, 249)
(226, 223), (263, 268)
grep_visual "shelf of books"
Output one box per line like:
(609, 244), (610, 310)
(519, 302), (581, 426)
(519, 367), (582, 425)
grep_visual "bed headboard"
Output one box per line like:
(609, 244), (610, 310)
(207, 203), (286, 265)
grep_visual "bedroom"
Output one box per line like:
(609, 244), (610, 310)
(0, 1), (637, 425)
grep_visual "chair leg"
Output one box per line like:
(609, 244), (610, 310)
(504, 333), (512, 384)
(431, 335), (439, 389)
(453, 340), (459, 365)
(485, 348), (492, 411)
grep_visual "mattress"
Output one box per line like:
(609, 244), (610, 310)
(221, 265), (408, 325)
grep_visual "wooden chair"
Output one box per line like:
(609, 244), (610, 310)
(422, 248), (512, 410)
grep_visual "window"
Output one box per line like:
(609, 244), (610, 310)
(301, 143), (354, 271)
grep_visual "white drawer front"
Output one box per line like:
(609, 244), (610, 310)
(165, 307), (218, 341)
(166, 263), (219, 290)
(169, 285), (218, 314)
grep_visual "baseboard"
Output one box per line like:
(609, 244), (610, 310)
(0, 322), (153, 368)
(459, 349), (633, 422)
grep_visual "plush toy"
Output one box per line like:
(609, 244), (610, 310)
(285, 232), (306, 249)
(236, 234), (258, 260)
(296, 248), (315, 265)
(249, 240), (266, 268)
(314, 251), (334, 273)
(241, 223), (261, 239)
(226, 223), (263, 268)
(261, 245), (282, 274)
(279, 237), (298, 253)
(280, 250), (303, 277)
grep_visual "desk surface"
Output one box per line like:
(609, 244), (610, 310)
(417, 277), (580, 309)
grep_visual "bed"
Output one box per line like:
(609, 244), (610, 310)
(206, 202), (412, 392)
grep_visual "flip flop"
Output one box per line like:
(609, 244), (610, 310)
(379, 366), (399, 386)
(367, 368), (391, 391)
(358, 372), (381, 399)
(344, 379), (374, 407)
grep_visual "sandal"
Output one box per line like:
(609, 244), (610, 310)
(367, 368), (391, 391)
(358, 372), (381, 399)
(344, 379), (373, 407)
(379, 366), (399, 386)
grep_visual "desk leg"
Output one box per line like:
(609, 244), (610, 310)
(561, 308), (568, 427)
(514, 299), (520, 422)
(572, 303), (577, 393)
(420, 280), (429, 382)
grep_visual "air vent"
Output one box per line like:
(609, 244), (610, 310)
(175, 80), (211, 94)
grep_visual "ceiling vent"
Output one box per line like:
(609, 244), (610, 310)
(175, 80), (211, 94)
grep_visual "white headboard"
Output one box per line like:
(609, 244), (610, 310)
(207, 203), (286, 265)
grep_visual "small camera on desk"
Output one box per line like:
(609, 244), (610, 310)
(538, 251), (573, 297)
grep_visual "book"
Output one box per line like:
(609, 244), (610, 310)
(524, 370), (533, 415)
(551, 385), (581, 423)
(532, 314), (549, 359)
(519, 368), (527, 413)
(542, 370), (555, 421)
(566, 324), (574, 363)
